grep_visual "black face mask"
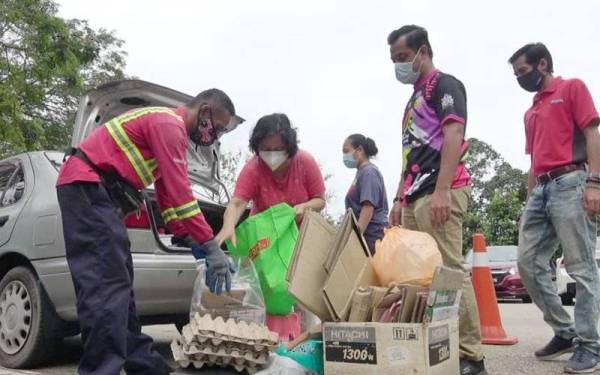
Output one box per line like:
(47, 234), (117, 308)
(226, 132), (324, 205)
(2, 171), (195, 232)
(517, 68), (544, 92)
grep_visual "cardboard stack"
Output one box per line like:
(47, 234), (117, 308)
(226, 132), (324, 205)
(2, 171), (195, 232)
(287, 210), (465, 374)
(287, 210), (377, 322)
(171, 313), (279, 373)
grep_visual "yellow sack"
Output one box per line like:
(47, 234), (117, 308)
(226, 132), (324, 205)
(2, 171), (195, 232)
(373, 227), (443, 286)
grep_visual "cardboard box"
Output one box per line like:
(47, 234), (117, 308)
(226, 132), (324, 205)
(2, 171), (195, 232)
(287, 211), (337, 321)
(323, 210), (355, 273)
(323, 318), (459, 375)
(321, 211), (377, 321)
(323, 266), (463, 374)
(287, 209), (377, 322)
(371, 284), (428, 323)
(424, 266), (464, 323)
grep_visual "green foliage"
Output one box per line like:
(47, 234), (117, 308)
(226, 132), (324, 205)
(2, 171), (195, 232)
(0, 0), (126, 159)
(463, 138), (528, 252)
(482, 190), (522, 246)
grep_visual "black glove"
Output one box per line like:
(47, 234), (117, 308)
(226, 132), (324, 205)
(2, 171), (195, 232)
(195, 239), (231, 295)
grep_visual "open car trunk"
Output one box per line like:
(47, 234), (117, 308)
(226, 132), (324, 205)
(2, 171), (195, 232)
(71, 79), (241, 251)
(142, 190), (228, 252)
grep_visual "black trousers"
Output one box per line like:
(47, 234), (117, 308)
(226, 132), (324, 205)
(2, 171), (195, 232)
(57, 182), (170, 375)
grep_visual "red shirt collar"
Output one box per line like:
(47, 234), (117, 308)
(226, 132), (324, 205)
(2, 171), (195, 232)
(535, 76), (562, 99)
(415, 68), (440, 89)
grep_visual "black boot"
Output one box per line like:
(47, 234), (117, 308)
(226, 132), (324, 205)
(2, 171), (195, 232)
(460, 357), (488, 375)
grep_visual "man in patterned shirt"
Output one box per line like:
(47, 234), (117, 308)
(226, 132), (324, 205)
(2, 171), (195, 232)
(388, 25), (486, 375)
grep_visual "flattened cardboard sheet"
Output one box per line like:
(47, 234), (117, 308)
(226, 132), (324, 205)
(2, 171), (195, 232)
(286, 211), (336, 320)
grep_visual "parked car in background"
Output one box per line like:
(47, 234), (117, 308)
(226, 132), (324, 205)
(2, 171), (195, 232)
(464, 245), (531, 303)
(0, 80), (242, 369)
(555, 243), (600, 306)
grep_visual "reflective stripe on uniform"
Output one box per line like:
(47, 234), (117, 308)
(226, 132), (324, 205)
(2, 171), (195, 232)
(147, 158), (157, 172)
(161, 200), (202, 224)
(161, 208), (178, 224)
(105, 107), (181, 186)
(174, 200), (201, 220)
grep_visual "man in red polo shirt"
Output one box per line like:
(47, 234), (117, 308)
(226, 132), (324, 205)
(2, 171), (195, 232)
(510, 43), (600, 373)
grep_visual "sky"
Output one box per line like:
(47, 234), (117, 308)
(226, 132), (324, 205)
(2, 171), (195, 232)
(57, 0), (600, 216)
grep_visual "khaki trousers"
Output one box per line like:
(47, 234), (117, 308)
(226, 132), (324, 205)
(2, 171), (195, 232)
(402, 187), (484, 361)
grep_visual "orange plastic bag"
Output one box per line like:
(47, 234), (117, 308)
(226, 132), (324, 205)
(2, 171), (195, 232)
(373, 227), (443, 286)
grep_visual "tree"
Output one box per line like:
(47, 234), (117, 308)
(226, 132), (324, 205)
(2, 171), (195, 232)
(482, 190), (522, 246)
(320, 170), (344, 226)
(219, 150), (244, 195)
(463, 138), (528, 251)
(0, 0), (126, 158)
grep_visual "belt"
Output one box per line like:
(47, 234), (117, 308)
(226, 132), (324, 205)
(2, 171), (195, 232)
(70, 148), (102, 176)
(66, 148), (144, 218)
(536, 164), (586, 185)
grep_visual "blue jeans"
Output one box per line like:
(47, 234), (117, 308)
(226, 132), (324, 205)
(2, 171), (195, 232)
(518, 170), (600, 354)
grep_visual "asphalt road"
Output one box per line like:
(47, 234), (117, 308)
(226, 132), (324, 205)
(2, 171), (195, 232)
(485, 302), (575, 375)
(0, 303), (580, 374)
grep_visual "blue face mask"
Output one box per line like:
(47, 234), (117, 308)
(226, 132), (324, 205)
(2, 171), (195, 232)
(343, 152), (358, 169)
(394, 48), (423, 85)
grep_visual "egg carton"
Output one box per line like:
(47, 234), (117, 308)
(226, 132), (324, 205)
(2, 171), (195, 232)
(182, 324), (275, 353)
(181, 337), (271, 359)
(171, 338), (265, 373)
(183, 342), (270, 364)
(185, 313), (279, 349)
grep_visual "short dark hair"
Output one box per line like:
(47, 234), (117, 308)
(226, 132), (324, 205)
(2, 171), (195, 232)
(188, 88), (237, 115)
(346, 134), (378, 157)
(249, 113), (298, 157)
(387, 25), (433, 58)
(508, 43), (554, 73)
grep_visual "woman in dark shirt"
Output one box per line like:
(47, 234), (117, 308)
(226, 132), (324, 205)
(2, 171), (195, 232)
(343, 134), (389, 254)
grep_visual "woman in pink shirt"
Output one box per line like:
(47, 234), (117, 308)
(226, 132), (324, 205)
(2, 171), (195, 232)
(215, 113), (326, 246)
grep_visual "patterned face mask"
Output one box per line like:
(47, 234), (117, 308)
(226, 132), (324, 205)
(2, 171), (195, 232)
(190, 109), (218, 148)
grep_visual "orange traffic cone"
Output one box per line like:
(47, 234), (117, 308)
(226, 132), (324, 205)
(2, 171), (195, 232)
(472, 233), (518, 345)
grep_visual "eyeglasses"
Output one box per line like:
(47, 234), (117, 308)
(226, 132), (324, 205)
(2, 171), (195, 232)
(220, 114), (245, 134)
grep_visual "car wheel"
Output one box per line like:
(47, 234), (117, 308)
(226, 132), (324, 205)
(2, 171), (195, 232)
(521, 296), (532, 303)
(561, 294), (575, 306)
(0, 266), (62, 368)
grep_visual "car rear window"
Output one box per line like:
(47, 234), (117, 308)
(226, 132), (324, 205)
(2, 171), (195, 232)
(488, 246), (518, 262)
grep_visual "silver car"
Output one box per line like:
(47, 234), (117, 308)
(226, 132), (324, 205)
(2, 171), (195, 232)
(0, 80), (237, 368)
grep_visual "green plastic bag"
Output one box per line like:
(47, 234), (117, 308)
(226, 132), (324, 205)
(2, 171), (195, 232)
(227, 203), (298, 315)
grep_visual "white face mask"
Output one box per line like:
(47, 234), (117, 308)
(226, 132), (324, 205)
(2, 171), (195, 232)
(394, 48), (423, 85)
(259, 151), (287, 171)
